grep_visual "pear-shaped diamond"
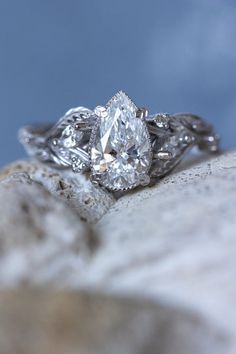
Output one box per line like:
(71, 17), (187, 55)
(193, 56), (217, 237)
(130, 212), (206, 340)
(90, 92), (152, 190)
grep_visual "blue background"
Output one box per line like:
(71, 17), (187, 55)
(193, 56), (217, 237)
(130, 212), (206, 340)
(0, 0), (235, 166)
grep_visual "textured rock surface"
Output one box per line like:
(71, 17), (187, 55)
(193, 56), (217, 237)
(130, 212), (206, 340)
(0, 151), (236, 353)
(0, 290), (226, 354)
(0, 159), (115, 223)
(0, 172), (93, 286)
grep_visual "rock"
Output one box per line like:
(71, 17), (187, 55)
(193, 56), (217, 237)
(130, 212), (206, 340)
(0, 172), (94, 286)
(0, 159), (115, 223)
(0, 290), (227, 354)
(0, 151), (236, 353)
(78, 151), (236, 353)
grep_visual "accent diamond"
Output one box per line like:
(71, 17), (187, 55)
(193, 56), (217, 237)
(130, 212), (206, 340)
(90, 91), (152, 190)
(61, 125), (83, 148)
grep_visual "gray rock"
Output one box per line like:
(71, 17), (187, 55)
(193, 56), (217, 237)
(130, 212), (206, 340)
(0, 159), (115, 223)
(0, 151), (236, 353)
(0, 172), (94, 286)
(79, 151), (236, 353)
(0, 290), (227, 354)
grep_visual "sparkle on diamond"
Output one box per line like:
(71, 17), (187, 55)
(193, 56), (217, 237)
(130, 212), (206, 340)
(90, 91), (152, 190)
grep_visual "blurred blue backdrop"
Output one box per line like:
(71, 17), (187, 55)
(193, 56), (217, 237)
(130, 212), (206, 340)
(0, 0), (235, 166)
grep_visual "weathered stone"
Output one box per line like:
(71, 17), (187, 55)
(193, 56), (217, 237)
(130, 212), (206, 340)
(0, 151), (235, 353)
(0, 172), (93, 286)
(77, 151), (236, 352)
(0, 290), (227, 354)
(0, 159), (115, 223)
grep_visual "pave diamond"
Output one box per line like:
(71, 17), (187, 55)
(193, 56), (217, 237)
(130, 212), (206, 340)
(90, 91), (152, 190)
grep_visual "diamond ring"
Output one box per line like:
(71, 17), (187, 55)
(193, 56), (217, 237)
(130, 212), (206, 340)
(19, 91), (220, 191)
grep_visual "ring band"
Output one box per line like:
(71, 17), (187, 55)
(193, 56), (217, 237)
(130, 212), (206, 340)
(19, 91), (220, 191)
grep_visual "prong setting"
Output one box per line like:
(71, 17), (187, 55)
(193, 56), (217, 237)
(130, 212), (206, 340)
(94, 106), (108, 119)
(90, 173), (102, 186)
(155, 151), (172, 160)
(136, 107), (149, 119)
(52, 138), (58, 146)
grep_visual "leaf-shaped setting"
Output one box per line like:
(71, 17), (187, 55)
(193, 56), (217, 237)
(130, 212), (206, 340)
(49, 107), (94, 171)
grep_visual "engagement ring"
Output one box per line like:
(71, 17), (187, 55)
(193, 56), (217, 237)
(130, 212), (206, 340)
(19, 91), (220, 191)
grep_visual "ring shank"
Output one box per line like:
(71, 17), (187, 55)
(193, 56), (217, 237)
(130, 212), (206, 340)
(147, 113), (220, 178)
(18, 125), (63, 165)
(19, 112), (220, 177)
(173, 113), (220, 152)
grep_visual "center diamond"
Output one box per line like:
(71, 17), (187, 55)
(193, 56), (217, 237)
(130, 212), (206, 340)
(90, 91), (152, 190)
